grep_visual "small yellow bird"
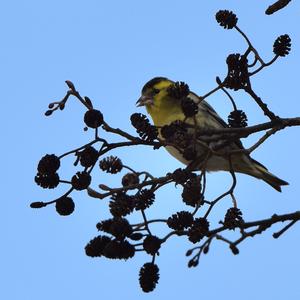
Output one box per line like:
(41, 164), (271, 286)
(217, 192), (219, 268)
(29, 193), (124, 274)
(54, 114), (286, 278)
(137, 77), (288, 192)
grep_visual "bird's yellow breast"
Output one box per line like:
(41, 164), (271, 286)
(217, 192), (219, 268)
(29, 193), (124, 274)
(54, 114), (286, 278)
(146, 89), (184, 127)
(147, 103), (184, 127)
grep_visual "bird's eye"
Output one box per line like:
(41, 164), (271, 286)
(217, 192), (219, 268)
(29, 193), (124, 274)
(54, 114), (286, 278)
(153, 88), (160, 94)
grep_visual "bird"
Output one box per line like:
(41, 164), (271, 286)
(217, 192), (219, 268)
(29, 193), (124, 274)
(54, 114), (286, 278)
(136, 77), (288, 192)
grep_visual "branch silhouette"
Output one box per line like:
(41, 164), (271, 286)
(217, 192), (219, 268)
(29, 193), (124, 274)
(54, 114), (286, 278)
(31, 9), (298, 293)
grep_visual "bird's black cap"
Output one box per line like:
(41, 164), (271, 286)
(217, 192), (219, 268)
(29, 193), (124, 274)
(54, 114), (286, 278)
(142, 77), (169, 94)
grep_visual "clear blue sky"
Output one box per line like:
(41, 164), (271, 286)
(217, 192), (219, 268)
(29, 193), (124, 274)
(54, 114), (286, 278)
(1, 1), (300, 299)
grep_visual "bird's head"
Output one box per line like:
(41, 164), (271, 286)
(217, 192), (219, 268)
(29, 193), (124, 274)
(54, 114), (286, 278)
(136, 77), (180, 125)
(136, 77), (173, 108)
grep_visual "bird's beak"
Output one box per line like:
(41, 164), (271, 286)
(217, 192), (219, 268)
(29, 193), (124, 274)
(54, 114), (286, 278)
(136, 95), (154, 107)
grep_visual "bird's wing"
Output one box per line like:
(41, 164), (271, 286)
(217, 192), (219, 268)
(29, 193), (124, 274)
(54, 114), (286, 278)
(189, 92), (245, 150)
(189, 92), (228, 128)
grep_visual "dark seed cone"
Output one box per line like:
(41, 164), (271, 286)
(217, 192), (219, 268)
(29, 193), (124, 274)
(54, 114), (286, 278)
(160, 120), (189, 149)
(99, 156), (123, 174)
(37, 154), (60, 174)
(188, 218), (210, 243)
(167, 81), (190, 99)
(215, 10), (238, 29)
(224, 53), (249, 90)
(143, 235), (161, 255)
(96, 217), (133, 240)
(85, 235), (112, 257)
(71, 171), (91, 190)
(122, 172), (140, 187)
(182, 176), (203, 207)
(139, 263), (160, 293)
(96, 218), (114, 232)
(273, 34), (291, 57)
(170, 168), (195, 185)
(78, 146), (98, 167)
(130, 113), (158, 142)
(223, 207), (244, 229)
(134, 189), (155, 211)
(84, 109), (103, 128)
(167, 211), (194, 230)
(181, 97), (198, 118)
(228, 110), (248, 128)
(160, 120), (187, 140)
(35, 172), (59, 189)
(103, 240), (135, 260)
(55, 196), (75, 216)
(109, 192), (135, 217)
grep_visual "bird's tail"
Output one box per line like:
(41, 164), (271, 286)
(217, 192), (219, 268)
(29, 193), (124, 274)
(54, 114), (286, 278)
(248, 159), (289, 192)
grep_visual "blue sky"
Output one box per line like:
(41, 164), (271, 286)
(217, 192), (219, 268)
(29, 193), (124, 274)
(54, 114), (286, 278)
(1, 1), (300, 299)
